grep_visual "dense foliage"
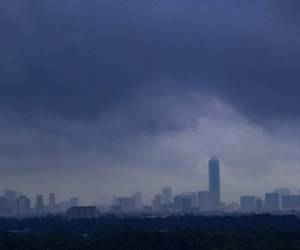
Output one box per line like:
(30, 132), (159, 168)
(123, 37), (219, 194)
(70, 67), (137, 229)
(1, 215), (300, 249)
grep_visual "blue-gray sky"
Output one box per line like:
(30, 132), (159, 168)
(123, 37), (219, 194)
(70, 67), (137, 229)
(1, 0), (300, 203)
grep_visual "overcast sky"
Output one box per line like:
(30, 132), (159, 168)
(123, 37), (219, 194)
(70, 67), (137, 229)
(1, 0), (300, 203)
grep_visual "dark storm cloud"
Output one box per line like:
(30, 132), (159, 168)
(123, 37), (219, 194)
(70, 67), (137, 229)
(1, 0), (300, 123)
(1, 0), (300, 201)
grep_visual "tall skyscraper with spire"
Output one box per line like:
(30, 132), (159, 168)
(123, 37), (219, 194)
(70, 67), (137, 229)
(209, 157), (220, 208)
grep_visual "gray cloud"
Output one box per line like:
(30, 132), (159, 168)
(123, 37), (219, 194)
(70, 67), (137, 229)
(0, 1), (300, 202)
(1, 0), (300, 120)
(1, 87), (300, 202)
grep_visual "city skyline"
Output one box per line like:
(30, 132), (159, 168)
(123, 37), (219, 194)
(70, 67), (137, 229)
(1, 157), (300, 218)
(2, 156), (300, 205)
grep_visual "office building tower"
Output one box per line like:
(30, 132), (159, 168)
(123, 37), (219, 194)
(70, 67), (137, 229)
(162, 187), (172, 205)
(4, 190), (17, 201)
(274, 188), (290, 209)
(226, 202), (239, 212)
(282, 195), (300, 210)
(59, 201), (71, 212)
(49, 193), (56, 212)
(255, 197), (263, 210)
(152, 194), (162, 211)
(35, 195), (44, 215)
(197, 191), (213, 211)
(173, 192), (196, 212)
(265, 193), (280, 210)
(116, 197), (134, 213)
(4, 190), (17, 213)
(70, 197), (79, 207)
(274, 188), (290, 196)
(0, 196), (9, 217)
(209, 157), (220, 207)
(240, 196), (256, 210)
(133, 192), (143, 210)
(16, 195), (31, 216)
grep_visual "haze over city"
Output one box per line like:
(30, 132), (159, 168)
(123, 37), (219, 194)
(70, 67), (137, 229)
(1, 0), (300, 205)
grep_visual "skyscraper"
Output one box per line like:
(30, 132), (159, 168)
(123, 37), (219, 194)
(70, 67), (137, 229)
(35, 195), (44, 215)
(4, 190), (17, 213)
(70, 197), (79, 207)
(240, 196), (256, 210)
(116, 197), (134, 213)
(132, 192), (143, 210)
(282, 195), (300, 210)
(152, 194), (162, 211)
(265, 193), (280, 210)
(49, 193), (56, 212)
(274, 188), (290, 209)
(16, 195), (31, 216)
(162, 187), (172, 205)
(209, 157), (220, 208)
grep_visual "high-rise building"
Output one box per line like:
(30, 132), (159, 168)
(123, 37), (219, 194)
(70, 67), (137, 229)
(4, 190), (17, 214)
(0, 196), (9, 217)
(274, 188), (290, 209)
(255, 197), (263, 210)
(274, 188), (290, 196)
(116, 197), (134, 213)
(35, 195), (44, 215)
(226, 202), (239, 212)
(282, 195), (300, 210)
(59, 201), (71, 212)
(70, 197), (79, 207)
(162, 187), (172, 205)
(209, 157), (220, 208)
(16, 195), (31, 216)
(197, 191), (213, 211)
(49, 193), (56, 212)
(240, 196), (256, 210)
(152, 194), (162, 211)
(132, 192), (143, 210)
(265, 193), (280, 210)
(173, 192), (196, 212)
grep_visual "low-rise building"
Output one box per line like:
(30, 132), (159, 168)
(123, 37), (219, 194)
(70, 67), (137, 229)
(282, 195), (300, 210)
(240, 196), (256, 211)
(66, 206), (100, 219)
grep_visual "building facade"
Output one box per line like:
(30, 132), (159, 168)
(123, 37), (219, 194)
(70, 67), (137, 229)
(162, 187), (172, 205)
(240, 196), (256, 210)
(265, 193), (280, 210)
(209, 157), (220, 208)
(49, 193), (56, 213)
(197, 191), (214, 211)
(66, 206), (100, 219)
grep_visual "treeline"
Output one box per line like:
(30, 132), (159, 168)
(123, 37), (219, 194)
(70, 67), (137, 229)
(0, 214), (300, 235)
(0, 215), (300, 249)
(1, 229), (300, 249)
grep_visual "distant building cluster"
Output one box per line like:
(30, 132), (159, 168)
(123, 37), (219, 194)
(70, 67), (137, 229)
(105, 157), (300, 216)
(3, 157), (300, 219)
(66, 206), (99, 219)
(0, 190), (79, 217)
(239, 188), (300, 212)
(107, 157), (222, 214)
